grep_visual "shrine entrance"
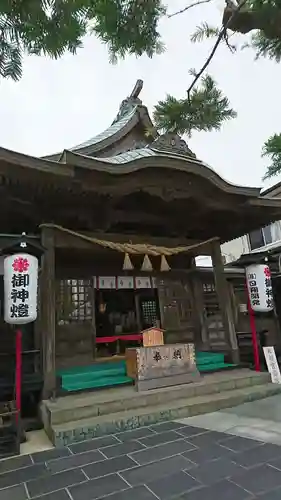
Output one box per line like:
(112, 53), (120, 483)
(55, 275), (162, 369)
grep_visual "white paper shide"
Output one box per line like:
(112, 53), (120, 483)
(246, 264), (274, 312)
(4, 253), (38, 324)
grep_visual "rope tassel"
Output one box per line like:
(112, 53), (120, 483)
(141, 254), (153, 271)
(160, 254), (170, 271)
(122, 252), (134, 270)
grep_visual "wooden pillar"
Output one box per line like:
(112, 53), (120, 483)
(211, 240), (239, 363)
(41, 227), (56, 399)
(190, 258), (209, 350)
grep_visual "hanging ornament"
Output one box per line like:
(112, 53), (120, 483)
(122, 252), (134, 270)
(160, 254), (171, 271)
(141, 254), (153, 271)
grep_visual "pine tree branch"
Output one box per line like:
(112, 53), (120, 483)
(168, 0), (212, 18)
(186, 0), (247, 99)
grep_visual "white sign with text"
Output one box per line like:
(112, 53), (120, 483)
(263, 346), (281, 384)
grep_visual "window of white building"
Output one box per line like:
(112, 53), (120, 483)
(248, 221), (281, 250)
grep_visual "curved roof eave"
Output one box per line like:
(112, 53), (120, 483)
(64, 148), (262, 198)
(0, 146), (73, 177)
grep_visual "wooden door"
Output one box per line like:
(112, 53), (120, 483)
(201, 278), (228, 348)
(55, 278), (95, 369)
(157, 277), (195, 344)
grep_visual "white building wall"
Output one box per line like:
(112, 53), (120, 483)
(221, 236), (250, 264)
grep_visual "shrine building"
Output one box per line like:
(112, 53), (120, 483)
(1, 79), (281, 441)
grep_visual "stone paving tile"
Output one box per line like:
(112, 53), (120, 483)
(32, 490), (71, 500)
(120, 455), (191, 486)
(131, 439), (195, 465)
(183, 442), (235, 465)
(232, 443), (281, 468)
(69, 435), (120, 454)
(146, 470), (201, 499)
(175, 427), (210, 438)
(103, 484), (157, 500)
(220, 435), (263, 452)
(186, 456), (244, 485)
(47, 449), (105, 473)
(101, 440), (145, 459)
(0, 463), (47, 490)
(26, 469), (85, 498)
(231, 463), (281, 495)
(83, 455), (136, 480)
(0, 454), (32, 474)
(149, 422), (187, 433)
(257, 485), (281, 498)
(68, 473), (128, 500)
(115, 428), (155, 442)
(186, 430), (240, 448)
(267, 455), (281, 471)
(0, 484), (28, 500)
(32, 447), (71, 464)
(138, 431), (182, 448)
(178, 479), (252, 500)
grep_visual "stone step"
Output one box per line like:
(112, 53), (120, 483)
(51, 381), (281, 446)
(45, 370), (271, 426)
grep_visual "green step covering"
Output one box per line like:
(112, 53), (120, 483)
(58, 352), (237, 392)
(199, 362), (237, 372)
(61, 374), (132, 392)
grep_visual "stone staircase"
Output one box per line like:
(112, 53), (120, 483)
(40, 370), (281, 447)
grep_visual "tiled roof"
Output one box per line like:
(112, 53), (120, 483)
(94, 147), (157, 164)
(70, 105), (138, 152)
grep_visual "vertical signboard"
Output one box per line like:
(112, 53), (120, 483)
(263, 346), (281, 384)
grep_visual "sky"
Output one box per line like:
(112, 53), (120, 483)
(0, 0), (281, 190)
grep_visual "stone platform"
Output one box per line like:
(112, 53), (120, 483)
(40, 370), (281, 447)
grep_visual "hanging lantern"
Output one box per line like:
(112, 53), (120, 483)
(4, 253), (39, 325)
(122, 252), (134, 270)
(246, 264), (274, 313)
(160, 254), (171, 271)
(141, 254), (153, 271)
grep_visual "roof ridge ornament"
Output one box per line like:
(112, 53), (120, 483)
(150, 132), (197, 159)
(112, 79), (144, 124)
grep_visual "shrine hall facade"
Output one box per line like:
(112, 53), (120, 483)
(0, 79), (280, 414)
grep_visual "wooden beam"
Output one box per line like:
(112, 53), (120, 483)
(41, 227), (57, 399)
(211, 239), (239, 363)
(190, 258), (209, 349)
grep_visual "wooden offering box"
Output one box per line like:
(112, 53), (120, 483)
(126, 343), (200, 391)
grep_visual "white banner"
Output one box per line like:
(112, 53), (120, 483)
(246, 264), (274, 312)
(4, 253), (38, 324)
(93, 276), (156, 289)
(98, 276), (116, 289)
(117, 276), (134, 289)
(135, 277), (152, 289)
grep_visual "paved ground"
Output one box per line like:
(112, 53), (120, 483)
(178, 394), (281, 445)
(2, 418), (281, 500)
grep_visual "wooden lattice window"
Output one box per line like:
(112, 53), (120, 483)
(56, 279), (92, 325)
(203, 282), (220, 317)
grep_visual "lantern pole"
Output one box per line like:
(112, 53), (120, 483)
(15, 329), (22, 421)
(246, 281), (261, 372)
(1, 232), (45, 442)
